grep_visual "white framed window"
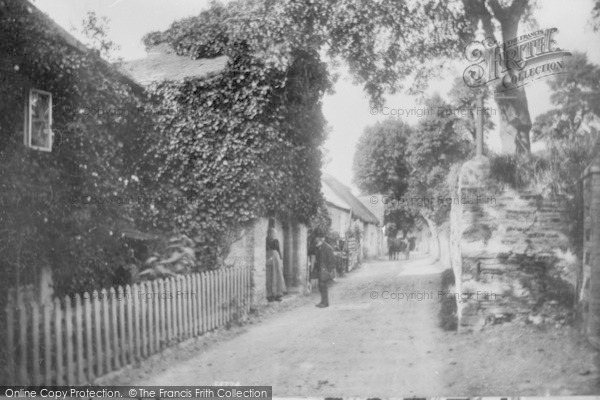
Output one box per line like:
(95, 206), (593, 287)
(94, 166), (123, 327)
(24, 88), (53, 152)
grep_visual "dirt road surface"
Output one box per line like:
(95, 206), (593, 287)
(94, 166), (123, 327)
(120, 254), (599, 397)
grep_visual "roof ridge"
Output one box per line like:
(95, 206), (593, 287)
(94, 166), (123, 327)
(321, 174), (380, 225)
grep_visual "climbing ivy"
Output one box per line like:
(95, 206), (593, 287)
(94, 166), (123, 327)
(137, 26), (332, 265)
(0, 0), (149, 297)
(137, 0), (464, 265)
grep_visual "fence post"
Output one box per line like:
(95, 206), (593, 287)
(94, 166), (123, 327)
(187, 275), (193, 338)
(247, 265), (252, 313)
(181, 276), (188, 339)
(110, 287), (120, 371)
(200, 272), (207, 333)
(54, 297), (64, 385)
(140, 282), (147, 358)
(218, 269), (223, 327)
(165, 278), (172, 344)
(117, 286), (126, 367)
(237, 266), (242, 318)
(171, 277), (178, 341)
(151, 281), (158, 352)
(125, 285), (133, 363)
(147, 281), (155, 355)
(162, 279), (170, 345)
(18, 304), (27, 384)
(6, 305), (15, 385)
(83, 292), (93, 382)
(192, 274), (199, 336)
(177, 276), (183, 340)
(74, 294), (85, 384)
(214, 271), (219, 328)
(31, 301), (41, 386)
(132, 284), (141, 361)
(101, 289), (111, 373)
(92, 290), (103, 377)
(173, 277), (179, 340)
(227, 268), (232, 322)
(210, 270), (216, 330)
(42, 302), (52, 385)
(64, 295), (74, 385)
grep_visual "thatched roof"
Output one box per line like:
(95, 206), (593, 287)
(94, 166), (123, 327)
(121, 44), (228, 85)
(322, 174), (380, 225)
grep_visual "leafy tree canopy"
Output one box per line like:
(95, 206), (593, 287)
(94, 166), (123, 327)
(405, 94), (473, 224)
(532, 52), (600, 143)
(353, 118), (412, 198)
(143, 0), (467, 105)
(353, 93), (473, 230)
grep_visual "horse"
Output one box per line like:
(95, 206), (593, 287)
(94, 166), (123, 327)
(387, 237), (405, 260)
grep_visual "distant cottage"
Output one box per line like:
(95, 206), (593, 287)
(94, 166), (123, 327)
(321, 174), (383, 261)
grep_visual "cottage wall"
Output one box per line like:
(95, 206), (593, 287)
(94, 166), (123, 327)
(327, 205), (350, 237)
(224, 217), (308, 308)
(362, 223), (381, 260)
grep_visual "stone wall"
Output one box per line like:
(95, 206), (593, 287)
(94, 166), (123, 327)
(224, 217), (308, 309)
(451, 156), (578, 331)
(223, 218), (269, 309)
(327, 205), (351, 237)
(362, 223), (382, 260)
(292, 222), (308, 288)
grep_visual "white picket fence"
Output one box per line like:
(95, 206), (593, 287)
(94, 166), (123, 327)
(4, 265), (251, 385)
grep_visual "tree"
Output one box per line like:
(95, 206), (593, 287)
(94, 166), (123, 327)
(592, 0), (600, 31)
(526, 53), (600, 258)
(143, 0), (464, 102)
(405, 94), (473, 225)
(352, 118), (418, 232)
(530, 52), (600, 251)
(353, 119), (412, 199)
(280, 0), (536, 154)
(532, 52), (600, 143)
(78, 12), (121, 62)
(448, 76), (494, 143)
(461, 0), (535, 154)
(142, 0), (548, 153)
(352, 93), (472, 258)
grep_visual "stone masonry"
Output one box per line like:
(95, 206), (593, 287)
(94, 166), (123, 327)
(451, 156), (577, 331)
(224, 217), (308, 309)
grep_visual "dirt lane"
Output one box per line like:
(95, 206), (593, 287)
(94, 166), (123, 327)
(126, 254), (599, 397)
(133, 255), (452, 397)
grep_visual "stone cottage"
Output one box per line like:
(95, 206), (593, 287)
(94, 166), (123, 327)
(0, 0), (144, 306)
(321, 174), (383, 260)
(122, 45), (309, 308)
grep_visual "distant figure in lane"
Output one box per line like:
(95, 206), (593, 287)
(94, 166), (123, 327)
(387, 236), (396, 260)
(313, 235), (336, 308)
(409, 235), (416, 252)
(404, 236), (410, 260)
(266, 228), (286, 302)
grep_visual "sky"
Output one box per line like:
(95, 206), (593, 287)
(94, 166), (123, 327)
(33, 0), (600, 191)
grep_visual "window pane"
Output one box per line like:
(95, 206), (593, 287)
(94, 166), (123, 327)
(30, 90), (51, 149)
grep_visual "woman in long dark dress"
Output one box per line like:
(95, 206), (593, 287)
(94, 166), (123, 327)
(266, 228), (287, 301)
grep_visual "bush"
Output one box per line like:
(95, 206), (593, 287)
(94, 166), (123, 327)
(489, 153), (550, 190)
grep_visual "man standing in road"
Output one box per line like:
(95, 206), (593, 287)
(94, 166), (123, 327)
(313, 235), (336, 308)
